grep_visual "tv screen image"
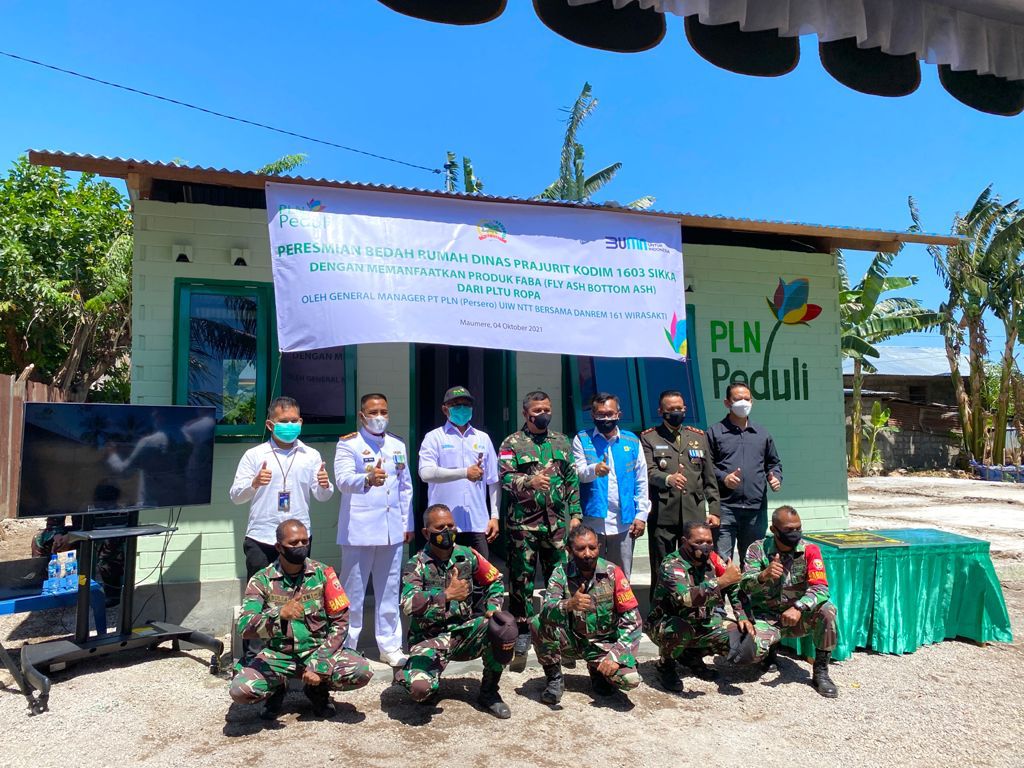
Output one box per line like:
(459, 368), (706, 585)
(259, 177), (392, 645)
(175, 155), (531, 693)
(18, 403), (216, 518)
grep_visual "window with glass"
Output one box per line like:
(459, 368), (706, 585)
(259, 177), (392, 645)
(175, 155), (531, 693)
(173, 279), (355, 438)
(569, 305), (704, 434)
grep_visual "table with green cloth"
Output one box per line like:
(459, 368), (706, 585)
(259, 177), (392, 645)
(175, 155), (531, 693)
(779, 528), (1013, 661)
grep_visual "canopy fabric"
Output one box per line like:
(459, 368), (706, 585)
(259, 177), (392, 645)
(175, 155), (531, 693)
(569, 0), (1024, 81)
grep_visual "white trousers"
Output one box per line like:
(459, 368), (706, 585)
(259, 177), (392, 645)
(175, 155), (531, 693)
(339, 543), (405, 654)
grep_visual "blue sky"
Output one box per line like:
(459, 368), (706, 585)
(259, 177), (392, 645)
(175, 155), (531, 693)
(2, 2), (1020, 351)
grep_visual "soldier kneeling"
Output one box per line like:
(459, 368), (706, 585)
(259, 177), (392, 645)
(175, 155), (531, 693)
(230, 519), (373, 720)
(396, 504), (515, 718)
(531, 524), (643, 705)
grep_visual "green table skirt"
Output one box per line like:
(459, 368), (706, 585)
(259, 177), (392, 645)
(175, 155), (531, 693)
(783, 528), (1012, 661)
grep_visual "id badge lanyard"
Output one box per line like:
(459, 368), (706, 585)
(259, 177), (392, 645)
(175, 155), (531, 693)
(270, 442), (299, 512)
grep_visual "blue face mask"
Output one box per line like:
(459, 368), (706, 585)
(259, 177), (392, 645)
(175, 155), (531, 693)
(448, 405), (472, 426)
(273, 422), (302, 443)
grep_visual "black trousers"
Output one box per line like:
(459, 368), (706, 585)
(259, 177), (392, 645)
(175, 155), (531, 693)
(455, 531), (490, 559)
(647, 521), (684, 602)
(714, 505), (768, 563)
(242, 535), (315, 581)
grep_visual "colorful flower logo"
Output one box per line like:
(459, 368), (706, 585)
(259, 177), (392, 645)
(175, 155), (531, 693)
(766, 278), (822, 325)
(664, 312), (687, 358)
(306, 199), (325, 212)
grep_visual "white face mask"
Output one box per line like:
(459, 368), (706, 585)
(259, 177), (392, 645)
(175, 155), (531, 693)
(730, 400), (753, 418)
(364, 415), (389, 435)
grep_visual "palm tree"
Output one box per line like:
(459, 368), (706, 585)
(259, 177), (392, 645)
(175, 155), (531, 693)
(534, 82), (654, 209)
(839, 249), (942, 473)
(443, 152), (484, 194)
(910, 188), (1021, 462)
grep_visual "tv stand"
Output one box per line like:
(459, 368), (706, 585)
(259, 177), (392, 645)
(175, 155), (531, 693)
(19, 510), (224, 714)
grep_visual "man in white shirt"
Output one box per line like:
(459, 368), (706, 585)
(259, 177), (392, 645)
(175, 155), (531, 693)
(417, 385), (500, 558)
(334, 393), (413, 668)
(229, 396), (334, 579)
(571, 392), (650, 578)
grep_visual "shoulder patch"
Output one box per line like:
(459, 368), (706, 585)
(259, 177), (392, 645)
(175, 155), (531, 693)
(611, 566), (639, 613)
(685, 426), (705, 434)
(339, 432), (357, 441)
(641, 427), (657, 435)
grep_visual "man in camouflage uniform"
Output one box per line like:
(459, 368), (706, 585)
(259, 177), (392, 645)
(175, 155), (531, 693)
(647, 520), (772, 692)
(739, 505), (839, 698)
(230, 519), (373, 720)
(397, 503), (515, 718)
(498, 390), (582, 672)
(531, 524), (643, 705)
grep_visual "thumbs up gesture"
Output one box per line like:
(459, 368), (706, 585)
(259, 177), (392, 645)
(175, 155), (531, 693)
(768, 471), (782, 492)
(595, 450), (611, 478)
(761, 553), (785, 583)
(529, 462), (554, 492)
(718, 558), (742, 588)
(252, 460), (272, 489)
(445, 570), (471, 602)
(467, 452), (485, 482)
(316, 461), (330, 488)
(367, 457), (387, 487)
(566, 582), (596, 613)
(724, 466), (743, 490)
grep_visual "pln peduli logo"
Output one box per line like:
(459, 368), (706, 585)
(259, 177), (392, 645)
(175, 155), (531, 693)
(306, 199), (325, 212)
(766, 277), (821, 327)
(477, 219), (508, 243)
(664, 312), (687, 359)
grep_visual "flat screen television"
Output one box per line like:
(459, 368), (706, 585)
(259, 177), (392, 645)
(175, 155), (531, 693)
(18, 403), (216, 518)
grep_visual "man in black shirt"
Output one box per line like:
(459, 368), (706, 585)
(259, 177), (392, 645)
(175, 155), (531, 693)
(707, 383), (783, 561)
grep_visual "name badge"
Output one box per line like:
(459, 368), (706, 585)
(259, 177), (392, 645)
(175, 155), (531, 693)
(278, 491), (291, 512)
(362, 456), (375, 464)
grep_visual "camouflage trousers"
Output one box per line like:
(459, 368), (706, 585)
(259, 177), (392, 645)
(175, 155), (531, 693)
(397, 617), (503, 702)
(507, 527), (567, 628)
(752, 600), (839, 654)
(229, 647), (372, 704)
(647, 614), (773, 663)
(529, 616), (640, 692)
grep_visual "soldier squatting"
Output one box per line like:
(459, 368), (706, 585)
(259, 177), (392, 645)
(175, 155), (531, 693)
(228, 387), (837, 722)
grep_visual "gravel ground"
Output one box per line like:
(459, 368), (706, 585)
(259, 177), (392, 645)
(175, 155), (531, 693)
(1, 478), (1021, 768)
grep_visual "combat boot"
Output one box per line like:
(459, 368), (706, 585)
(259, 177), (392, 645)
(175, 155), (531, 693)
(811, 650), (839, 698)
(588, 665), (616, 697)
(477, 668), (512, 719)
(540, 663), (564, 705)
(681, 649), (718, 681)
(509, 632), (531, 673)
(761, 642), (779, 672)
(259, 686), (286, 721)
(304, 683), (337, 718)
(655, 658), (684, 693)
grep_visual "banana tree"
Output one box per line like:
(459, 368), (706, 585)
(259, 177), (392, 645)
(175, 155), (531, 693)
(443, 151), (484, 194)
(839, 249), (942, 473)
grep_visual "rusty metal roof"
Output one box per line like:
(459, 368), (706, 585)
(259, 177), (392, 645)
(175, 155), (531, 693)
(27, 150), (961, 252)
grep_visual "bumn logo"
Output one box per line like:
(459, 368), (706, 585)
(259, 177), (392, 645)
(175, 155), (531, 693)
(605, 236), (649, 251)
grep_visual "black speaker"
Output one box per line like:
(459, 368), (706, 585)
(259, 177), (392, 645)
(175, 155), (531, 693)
(684, 15), (798, 77)
(939, 65), (1024, 117)
(376, 0), (506, 25)
(533, 0), (665, 53)
(820, 37), (920, 97)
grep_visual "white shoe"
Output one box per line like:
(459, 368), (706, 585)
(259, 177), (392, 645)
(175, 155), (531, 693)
(380, 648), (408, 667)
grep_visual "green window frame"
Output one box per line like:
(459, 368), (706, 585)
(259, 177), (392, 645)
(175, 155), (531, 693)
(567, 304), (705, 434)
(173, 278), (357, 440)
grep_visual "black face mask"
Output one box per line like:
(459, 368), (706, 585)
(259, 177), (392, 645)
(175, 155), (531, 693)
(529, 413), (552, 431)
(279, 544), (309, 565)
(775, 528), (803, 548)
(594, 417), (619, 435)
(683, 541), (714, 561)
(575, 555), (598, 574)
(663, 411), (686, 427)
(430, 528), (456, 551)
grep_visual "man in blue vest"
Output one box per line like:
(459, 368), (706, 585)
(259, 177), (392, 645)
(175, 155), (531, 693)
(571, 392), (650, 578)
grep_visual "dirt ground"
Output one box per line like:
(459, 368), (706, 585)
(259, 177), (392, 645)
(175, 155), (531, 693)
(1, 477), (1021, 768)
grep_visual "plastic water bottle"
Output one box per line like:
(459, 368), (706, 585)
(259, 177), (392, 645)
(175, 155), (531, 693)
(45, 554), (59, 594)
(64, 552), (78, 592)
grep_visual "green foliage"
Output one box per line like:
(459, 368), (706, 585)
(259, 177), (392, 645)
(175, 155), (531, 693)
(256, 153), (308, 176)
(861, 401), (899, 473)
(0, 155), (131, 399)
(442, 152), (484, 194)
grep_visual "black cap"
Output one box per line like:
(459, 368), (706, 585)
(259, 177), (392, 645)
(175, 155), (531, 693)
(487, 610), (518, 665)
(442, 385), (474, 404)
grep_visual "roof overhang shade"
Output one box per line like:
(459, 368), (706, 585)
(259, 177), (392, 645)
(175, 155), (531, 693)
(375, 0), (1024, 115)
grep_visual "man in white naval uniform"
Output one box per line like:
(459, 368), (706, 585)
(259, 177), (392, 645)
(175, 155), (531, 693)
(334, 393), (413, 667)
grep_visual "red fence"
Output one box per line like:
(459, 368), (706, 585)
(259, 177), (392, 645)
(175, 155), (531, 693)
(0, 373), (64, 519)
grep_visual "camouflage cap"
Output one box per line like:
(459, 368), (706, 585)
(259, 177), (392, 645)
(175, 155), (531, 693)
(442, 385), (474, 404)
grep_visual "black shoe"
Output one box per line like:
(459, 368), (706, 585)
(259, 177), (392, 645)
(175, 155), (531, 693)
(304, 684), (337, 717)
(682, 650), (718, 681)
(588, 665), (616, 697)
(540, 663), (564, 705)
(509, 632), (531, 673)
(259, 686), (286, 720)
(477, 668), (512, 719)
(762, 643), (779, 672)
(812, 650), (839, 698)
(656, 658), (684, 693)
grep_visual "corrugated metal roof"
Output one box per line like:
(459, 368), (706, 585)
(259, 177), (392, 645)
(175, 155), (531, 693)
(27, 150), (961, 250)
(842, 346), (968, 377)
